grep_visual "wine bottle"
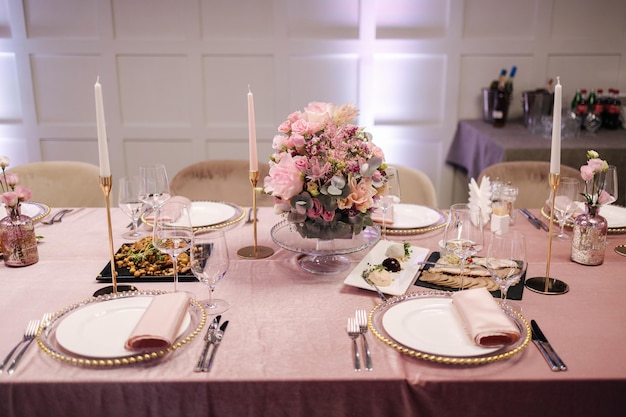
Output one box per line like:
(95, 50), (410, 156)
(505, 66), (516, 95)
(490, 69), (506, 90)
(492, 72), (509, 128)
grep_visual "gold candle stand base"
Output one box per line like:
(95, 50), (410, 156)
(237, 170), (274, 259)
(525, 172), (569, 295)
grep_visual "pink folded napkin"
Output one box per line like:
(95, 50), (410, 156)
(371, 206), (394, 225)
(451, 287), (520, 347)
(144, 195), (192, 223)
(125, 292), (191, 351)
(548, 196), (584, 217)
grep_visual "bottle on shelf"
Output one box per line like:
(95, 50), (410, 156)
(604, 88), (622, 130)
(492, 71), (509, 128)
(505, 66), (516, 95)
(575, 89), (588, 118)
(571, 89), (582, 110)
(490, 69), (506, 91)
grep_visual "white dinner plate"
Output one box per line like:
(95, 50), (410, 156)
(1, 201), (50, 222)
(388, 204), (442, 229)
(594, 204), (626, 228)
(186, 201), (237, 228)
(343, 240), (430, 296)
(382, 297), (500, 357)
(55, 296), (191, 358)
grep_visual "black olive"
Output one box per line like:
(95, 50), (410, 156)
(382, 257), (401, 272)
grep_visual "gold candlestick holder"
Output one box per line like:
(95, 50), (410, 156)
(525, 172), (569, 295)
(237, 170), (274, 259)
(93, 176), (137, 297)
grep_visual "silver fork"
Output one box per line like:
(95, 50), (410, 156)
(346, 318), (361, 371)
(355, 310), (373, 371)
(0, 320), (40, 374)
(42, 209), (72, 225)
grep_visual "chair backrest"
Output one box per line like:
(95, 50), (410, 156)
(392, 164), (438, 207)
(477, 161), (584, 208)
(7, 161), (104, 207)
(170, 160), (274, 207)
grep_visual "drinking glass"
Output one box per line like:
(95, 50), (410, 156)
(443, 203), (484, 291)
(486, 230), (527, 308)
(118, 176), (146, 240)
(153, 201), (193, 292)
(139, 164), (171, 211)
(190, 229), (230, 313)
(376, 166), (401, 239)
(552, 177), (579, 240)
(602, 165), (618, 205)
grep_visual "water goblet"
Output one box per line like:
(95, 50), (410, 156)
(153, 201), (193, 292)
(118, 176), (146, 240)
(139, 163), (171, 211)
(376, 166), (401, 239)
(190, 230), (230, 314)
(552, 177), (580, 240)
(485, 230), (527, 310)
(443, 203), (484, 291)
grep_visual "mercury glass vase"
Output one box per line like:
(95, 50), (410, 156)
(570, 204), (608, 266)
(0, 204), (39, 267)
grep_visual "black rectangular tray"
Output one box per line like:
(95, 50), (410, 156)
(413, 252), (526, 300)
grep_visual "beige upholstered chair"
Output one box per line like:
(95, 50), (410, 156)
(170, 160), (274, 207)
(7, 161), (104, 207)
(391, 164), (438, 207)
(477, 161), (583, 208)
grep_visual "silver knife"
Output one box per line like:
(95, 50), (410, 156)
(204, 321), (228, 372)
(519, 209), (541, 229)
(523, 209), (550, 232)
(531, 326), (559, 371)
(194, 315), (221, 372)
(531, 320), (567, 371)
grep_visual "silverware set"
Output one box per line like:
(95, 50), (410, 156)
(194, 315), (229, 372)
(519, 208), (549, 231)
(42, 209), (73, 225)
(0, 313), (51, 375)
(531, 320), (567, 371)
(346, 310), (373, 371)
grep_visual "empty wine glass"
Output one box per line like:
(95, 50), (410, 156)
(153, 201), (193, 292)
(376, 166), (401, 239)
(602, 165), (618, 205)
(552, 177), (580, 240)
(486, 230), (527, 309)
(139, 164), (171, 212)
(443, 203), (484, 291)
(118, 176), (146, 240)
(190, 229), (230, 313)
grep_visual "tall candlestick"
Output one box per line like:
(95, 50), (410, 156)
(95, 76), (111, 177)
(247, 86), (258, 171)
(550, 77), (562, 174)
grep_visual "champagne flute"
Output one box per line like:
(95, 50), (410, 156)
(486, 230), (527, 309)
(376, 166), (401, 239)
(153, 201), (193, 292)
(118, 176), (146, 240)
(552, 177), (580, 240)
(443, 203), (484, 291)
(190, 230), (230, 313)
(602, 165), (618, 205)
(139, 164), (171, 211)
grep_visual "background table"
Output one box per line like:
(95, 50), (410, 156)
(446, 119), (626, 206)
(1, 207), (625, 417)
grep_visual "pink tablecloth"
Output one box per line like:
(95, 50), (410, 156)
(1, 207), (625, 417)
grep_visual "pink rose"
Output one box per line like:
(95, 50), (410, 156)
(292, 155), (308, 172)
(338, 176), (377, 212)
(4, 172), (19, 188)
(304, 102), (337, 123)
(291, 133), (305, 148)
(272, 135), (286, 150)
(14, 185), (31, 202)
(307, 198), (323, 218)
(587, 158), (604, 173)
(291, 119), (309, 135)
(321, 209), (335, 222)
(277, 120), (291, 133)
(287, 111), (302, 123)
(580, 165), (595, 181)
(264, 153), (305, 200)
(2, 191), (18, 207)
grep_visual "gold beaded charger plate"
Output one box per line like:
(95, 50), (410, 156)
(368, 291), (530, 365)
(384, 207), (448, 236)
(142, 201), (245, 231)
(37, 290), (206, 368)
(541, 204), (626, 234)
(1, 201), (50, 223)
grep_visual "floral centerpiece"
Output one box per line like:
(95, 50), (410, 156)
(579, 150), (611, 207)
(264, 102), (387, 240)
(1, 156), (38, 266)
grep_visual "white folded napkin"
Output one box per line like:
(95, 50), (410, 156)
(371, 206), (395, 225)
(451, 287), (520, 347)
(125, 292), (191, 351)
(468, 177), (492, 225)
(549, 196), (584, 217)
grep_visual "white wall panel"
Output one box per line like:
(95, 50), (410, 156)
(24, 0), (98, 39)
(201, 0), (274, 39)
(123, 139), (193, 178)
(206, 139), (248, 160)
(0, 0), (11, 37)
(0, 53), (21, 121)
(551, 0), (626, 40)
(376, 0), (449, 39)
(463, 0), (538, 39)
(30, 54), (99, 125)
(287, 0), (359, 39)
(117, 55), (192, 127)
(112, 0), (190, 40)
(40, 138), (99, 164)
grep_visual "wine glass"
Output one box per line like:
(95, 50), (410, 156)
(552, 177), (580, 240)
(118, 176), (146, 240)
(139, 164), (171, 212)
(376, 166), (401, 239)
(152, 201), (193, 292)
(602, 165), (618, 205)
(190, 229), (230, 313)
(443, 203), (484, 291)
(485, 230), (527, 309)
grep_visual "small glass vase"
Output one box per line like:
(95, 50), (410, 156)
(0, 204), (39, 267)
(570, 204), (607, 266)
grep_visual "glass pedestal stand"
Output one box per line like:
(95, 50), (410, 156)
(525, 172), (569, 295)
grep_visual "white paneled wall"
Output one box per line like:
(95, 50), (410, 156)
(1, 0), (626, 208)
